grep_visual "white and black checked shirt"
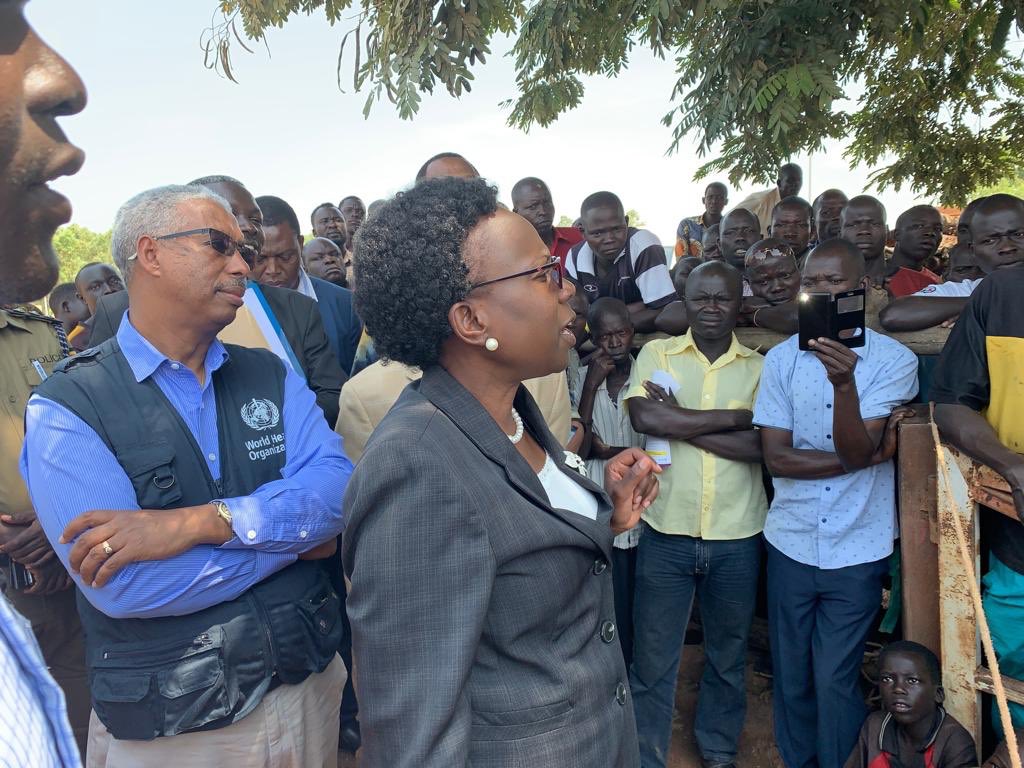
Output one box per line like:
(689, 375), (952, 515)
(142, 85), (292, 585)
(571, 365), (646, 549)
(0, 594), (79, 767)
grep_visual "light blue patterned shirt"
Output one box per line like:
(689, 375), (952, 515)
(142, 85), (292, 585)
(753, 330), (918, 569)
(0, 595), (80, 767)
(20, 314), (352, 620)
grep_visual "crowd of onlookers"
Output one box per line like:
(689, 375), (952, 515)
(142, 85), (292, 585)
(15, 152), (1024, 768)
(4, 5), (1024, 768)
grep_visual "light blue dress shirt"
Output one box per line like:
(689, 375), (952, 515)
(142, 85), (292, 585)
(753, 330), (918, 569)
(20, 315), (352, 620)
(0, 595), (80, 768)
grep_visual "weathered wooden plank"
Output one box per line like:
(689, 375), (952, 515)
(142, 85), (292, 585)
(975, 667), (1024, 706)
(899, 417), (940, 656)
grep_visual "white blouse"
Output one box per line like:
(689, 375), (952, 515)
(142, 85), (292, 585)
(536, 454), (599, 520)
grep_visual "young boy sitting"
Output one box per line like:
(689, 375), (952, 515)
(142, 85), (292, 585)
(846, 641), (977, 768)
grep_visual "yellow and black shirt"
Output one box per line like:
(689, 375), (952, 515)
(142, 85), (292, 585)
(932, 265), (1024, 572)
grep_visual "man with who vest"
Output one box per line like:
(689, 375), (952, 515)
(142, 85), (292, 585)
(21, 184), (353, 767)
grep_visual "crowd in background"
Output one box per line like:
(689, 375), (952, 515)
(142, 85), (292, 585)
(3, 6), (1024, 768)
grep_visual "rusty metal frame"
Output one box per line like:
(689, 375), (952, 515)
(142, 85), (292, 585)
(935, 446), (1022, 742)
(898, 422), (1023, 744)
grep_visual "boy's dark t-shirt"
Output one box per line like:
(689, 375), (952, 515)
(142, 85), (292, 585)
(845, 709), (977, 768)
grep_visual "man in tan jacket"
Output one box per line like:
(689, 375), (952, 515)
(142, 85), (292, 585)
(337, 361), (572, 462)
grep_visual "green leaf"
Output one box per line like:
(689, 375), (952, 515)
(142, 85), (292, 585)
(202, 0), (1024, 197)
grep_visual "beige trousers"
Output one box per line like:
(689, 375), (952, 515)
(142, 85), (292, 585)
(86, 653), (346, 768)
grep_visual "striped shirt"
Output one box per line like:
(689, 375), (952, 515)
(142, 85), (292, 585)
(572, 365), (645, 549)
(0, 595), (80, 767)
(565, 228), (676, 309)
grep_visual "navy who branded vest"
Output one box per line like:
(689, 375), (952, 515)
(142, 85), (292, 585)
(36, 338), (343, 740)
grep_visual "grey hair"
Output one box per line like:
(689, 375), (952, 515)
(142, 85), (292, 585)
(111, 184), (232, 281)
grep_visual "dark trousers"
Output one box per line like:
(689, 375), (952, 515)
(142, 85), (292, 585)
(339, 576), (358, 727)
(630, 526), (761, 768)
(766, 543), (887, 768)
(612, 546), (638, 669)
(7, 585), (90, 759)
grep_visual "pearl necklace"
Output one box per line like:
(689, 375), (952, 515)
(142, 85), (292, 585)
(507, 408), (524, 444)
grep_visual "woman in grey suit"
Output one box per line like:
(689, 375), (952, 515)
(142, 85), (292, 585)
(342, 177), (661, 767)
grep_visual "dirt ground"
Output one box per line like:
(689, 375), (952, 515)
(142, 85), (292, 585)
(337, 643), (783, 768)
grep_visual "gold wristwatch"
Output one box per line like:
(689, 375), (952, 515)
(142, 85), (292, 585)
(212, 500), (233, 529)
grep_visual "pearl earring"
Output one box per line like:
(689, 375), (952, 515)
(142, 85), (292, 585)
(485, 338), (499, 352)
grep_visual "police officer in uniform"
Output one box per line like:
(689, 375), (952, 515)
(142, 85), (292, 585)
(0, 305), (90, 757)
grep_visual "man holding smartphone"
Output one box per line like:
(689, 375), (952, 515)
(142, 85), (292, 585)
(753, 239), (918, 768)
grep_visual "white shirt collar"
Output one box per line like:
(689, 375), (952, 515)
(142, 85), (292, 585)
(296, 269), (318, 302)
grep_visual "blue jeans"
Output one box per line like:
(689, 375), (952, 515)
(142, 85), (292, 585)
(766, 543), (887, 768)
(629, 525), (761, 768)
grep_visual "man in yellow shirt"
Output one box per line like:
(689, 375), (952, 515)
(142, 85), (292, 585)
(624, 261), (766, 768)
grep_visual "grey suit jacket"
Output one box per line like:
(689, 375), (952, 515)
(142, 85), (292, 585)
(342, 365), (639, 768)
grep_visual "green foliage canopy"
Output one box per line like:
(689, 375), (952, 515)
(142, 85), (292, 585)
(203, 0), (1024, 205)
(974, 171), (1024, 199)
(52, 225), (114, 286)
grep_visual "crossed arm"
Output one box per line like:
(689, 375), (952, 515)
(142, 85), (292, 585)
(758, 338), (912, 478)
(628, 382), (762, 464)
(19, 367), (351, 619)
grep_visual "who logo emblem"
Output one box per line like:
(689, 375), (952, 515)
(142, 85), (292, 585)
(240, 398), (280, 431)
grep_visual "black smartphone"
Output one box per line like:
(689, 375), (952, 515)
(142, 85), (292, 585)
(798, 292), (831, 351)
(798, 289), (866, 351)
(833, 288), (866, 349)
(0, 554), (35, 591)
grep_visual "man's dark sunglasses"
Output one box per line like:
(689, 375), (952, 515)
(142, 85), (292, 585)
(470, 257), (563, 291)
(154, 228), (255, 267)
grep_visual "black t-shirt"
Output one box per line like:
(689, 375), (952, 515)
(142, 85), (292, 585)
(932, 267), (1024, 572)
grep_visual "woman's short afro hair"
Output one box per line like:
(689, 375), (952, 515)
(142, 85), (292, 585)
(352, 176), (499, 369)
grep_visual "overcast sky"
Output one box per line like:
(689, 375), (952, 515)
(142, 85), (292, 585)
(30, 2), (932, 244)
